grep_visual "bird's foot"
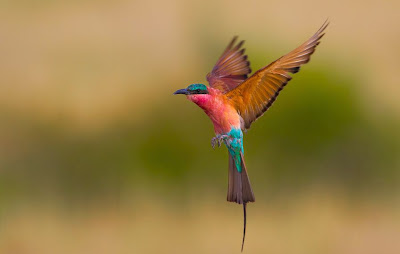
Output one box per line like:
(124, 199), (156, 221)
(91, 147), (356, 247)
(211, 134), (229, 149)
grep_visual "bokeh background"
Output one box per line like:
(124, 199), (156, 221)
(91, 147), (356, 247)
(1, 0), (400, 253)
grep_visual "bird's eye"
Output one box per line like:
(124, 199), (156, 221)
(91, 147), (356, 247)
(196, 89), (201, 93)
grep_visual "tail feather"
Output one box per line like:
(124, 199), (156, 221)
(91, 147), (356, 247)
(227, 152), (255, 252)
(240, 153), (255, 203)
(227, 153), (255, 204)
(241, 203), (247, 252)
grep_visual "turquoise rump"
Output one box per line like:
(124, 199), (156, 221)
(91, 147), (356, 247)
(224, 128), (244, 173)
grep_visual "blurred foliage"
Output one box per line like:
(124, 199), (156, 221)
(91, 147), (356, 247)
(1, 0), (400, 253)
(1, 64), (399, 206)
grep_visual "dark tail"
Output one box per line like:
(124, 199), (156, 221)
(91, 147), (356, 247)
(227, 152), (255, 251)
(227, 152), (255, 204)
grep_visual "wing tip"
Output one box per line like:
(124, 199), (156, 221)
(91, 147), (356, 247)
(317, 19), (330, 35)
(229, 36), (239, 49)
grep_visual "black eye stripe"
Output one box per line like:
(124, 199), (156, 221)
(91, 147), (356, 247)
(188, 88), (208, 94)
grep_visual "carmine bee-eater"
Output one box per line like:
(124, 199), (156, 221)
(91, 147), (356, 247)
(174, 21), (328, 251)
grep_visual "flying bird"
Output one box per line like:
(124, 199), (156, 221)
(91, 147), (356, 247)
(174, 21), (328, 251)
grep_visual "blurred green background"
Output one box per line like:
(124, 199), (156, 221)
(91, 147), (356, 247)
(1, 0), (400, 253)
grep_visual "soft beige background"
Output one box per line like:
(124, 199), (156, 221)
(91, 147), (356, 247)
(1, 0), (399, 253)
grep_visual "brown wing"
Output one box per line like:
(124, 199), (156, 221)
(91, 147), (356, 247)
(226, 21), (329, 130)
(206, 37), (251, 93)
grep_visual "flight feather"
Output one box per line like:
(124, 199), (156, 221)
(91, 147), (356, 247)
(207, 37), (252, 93)
(226, 21), (329, 130)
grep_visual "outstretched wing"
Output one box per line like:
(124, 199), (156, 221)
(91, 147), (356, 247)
(206, 37), (251, 93)
(226, 21), (329, 130)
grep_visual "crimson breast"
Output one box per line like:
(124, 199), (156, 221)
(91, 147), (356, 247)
(188, 91), (241, 134)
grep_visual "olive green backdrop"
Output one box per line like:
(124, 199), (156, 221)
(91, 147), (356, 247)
(1, 0), (399, 253)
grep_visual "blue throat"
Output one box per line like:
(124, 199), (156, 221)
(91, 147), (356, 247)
(224, 128), (244, 172)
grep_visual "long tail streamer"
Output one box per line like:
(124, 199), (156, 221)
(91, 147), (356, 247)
(241, 202), (247, 252)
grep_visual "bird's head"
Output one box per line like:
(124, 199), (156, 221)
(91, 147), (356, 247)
(173, 83), (209, 95)
(174, 83), (211, 107)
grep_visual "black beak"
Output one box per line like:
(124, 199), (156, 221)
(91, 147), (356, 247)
(173, 88), (188, 95)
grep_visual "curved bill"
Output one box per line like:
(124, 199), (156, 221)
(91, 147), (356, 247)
(173, 88), (188, 95)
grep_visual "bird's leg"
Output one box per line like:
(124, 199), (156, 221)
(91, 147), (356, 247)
(211, 134), (230, 149)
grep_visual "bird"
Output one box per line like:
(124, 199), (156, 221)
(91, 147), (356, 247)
(174, 21), (328, 251)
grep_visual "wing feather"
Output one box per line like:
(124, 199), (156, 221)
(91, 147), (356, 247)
(207, 37), (252, 93)
(226, 21), (329, 130)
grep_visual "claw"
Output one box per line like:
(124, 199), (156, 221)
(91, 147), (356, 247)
(211, 134), (230, 149)
(219, 134), (229, 147)
(211, 137), (218, 149)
